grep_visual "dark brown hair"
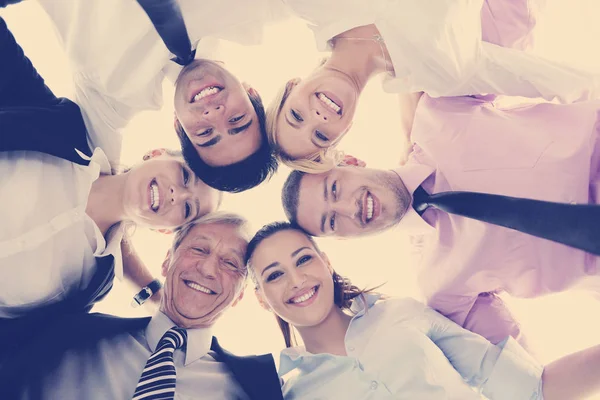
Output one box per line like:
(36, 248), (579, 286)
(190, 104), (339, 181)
(246, 221), (383, 348)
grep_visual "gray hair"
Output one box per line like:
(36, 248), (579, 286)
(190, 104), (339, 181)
(171, 212), (251, 254)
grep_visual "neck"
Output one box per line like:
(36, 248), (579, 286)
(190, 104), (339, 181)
(86, 174), (128, 235)
(327, 24), (391, 92)
(295, 306), (353, 356)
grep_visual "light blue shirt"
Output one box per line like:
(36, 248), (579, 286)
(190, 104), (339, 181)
(24, 312), (246, 400)
(279, 294), (543, 400)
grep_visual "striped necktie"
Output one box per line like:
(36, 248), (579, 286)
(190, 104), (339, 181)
(133, 327), (188, 400)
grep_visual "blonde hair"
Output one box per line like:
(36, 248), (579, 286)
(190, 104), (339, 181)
(265, 79), (344, 174)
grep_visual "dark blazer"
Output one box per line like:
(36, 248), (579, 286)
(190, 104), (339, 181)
(0, 15), (92, 165)
(1, 312), (284, 400)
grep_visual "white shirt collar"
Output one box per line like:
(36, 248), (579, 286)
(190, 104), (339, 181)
(146, 311), (214, 367)
(392, 164), (436, 235)
(278, 293), (383, 376)
(76, 148), (126, 280)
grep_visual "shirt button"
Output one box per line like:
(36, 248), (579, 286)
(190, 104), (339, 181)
(570, 201), (577, 205)
(348, 346), (355, 352)
(370, 381), (378, 390)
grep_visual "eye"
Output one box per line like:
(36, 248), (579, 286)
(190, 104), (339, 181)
(332, 181), (337, 200)
(182, 166), (190, 186)
(193, 247), (208, 254)
(297, 255), (312, 266)
(184, 202), (191, 219)
(223, 260), (239, 270)
(229, 115), (245, 124)
(315, 130), (329, 142)
(291, 109), (303, 122)
(330, 213), (336, 232)
(266, 271), (283, 282)
(197, 128), (213, 137)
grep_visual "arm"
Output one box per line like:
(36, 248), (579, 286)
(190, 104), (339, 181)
(542, 344), (600, 400)
(120, 237), (161, 304)
(430, 292), (528, 348)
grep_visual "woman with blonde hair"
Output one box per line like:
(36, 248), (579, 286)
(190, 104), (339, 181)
(246, 221), (600, 399)
(267, 0), (600, 172)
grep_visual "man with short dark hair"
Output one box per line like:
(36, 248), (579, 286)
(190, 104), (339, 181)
(4, 0), (285, 192)
(3, 213), (284, 399)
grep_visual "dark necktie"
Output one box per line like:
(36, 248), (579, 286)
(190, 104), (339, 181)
(133, 327), (188, 400)
(412, 186), (600, 256)
(136, 0), (196, 66)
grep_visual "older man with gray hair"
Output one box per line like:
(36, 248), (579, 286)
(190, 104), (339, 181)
(2, 212), (283, 400)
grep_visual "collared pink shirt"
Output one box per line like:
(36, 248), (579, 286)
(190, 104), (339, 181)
(397, 94), (600, 347)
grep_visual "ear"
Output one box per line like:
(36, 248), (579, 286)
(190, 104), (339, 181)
(151, 228), (174, 235)
(232, 285), (246, 308)
(339, 154), (367, 168)
(254, 288), (271, 311)
(286, 78), (301, 92)
(161, 250), (172, 277)
(142, 148), (167, 161)
(320, 251), (334, 275)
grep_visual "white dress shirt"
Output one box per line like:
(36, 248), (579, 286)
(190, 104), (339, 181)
(284, 0), (600, 103)
(279, 294), (544, 400)
(26, 311), (246, 400)
(0, 149), (123, 318)
(36, 0), (290, 164)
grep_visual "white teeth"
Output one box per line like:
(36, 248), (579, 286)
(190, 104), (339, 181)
(193, 86), (221, 102)
(317, 93), (341, 113)
(185, 281), (213, 294)
(366, 194), (374, 222)
(150, 181), (160, 211)
(290, 287), (317, 304)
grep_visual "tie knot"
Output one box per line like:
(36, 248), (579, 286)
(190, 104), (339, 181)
(160, 327), (187, 350)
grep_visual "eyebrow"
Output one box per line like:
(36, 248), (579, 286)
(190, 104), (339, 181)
(192, 173), (201, 220)
(228, 119), (253, 135)
(260, 246), (311, 277)
(320, 177), (328, 233)
(197, 135), (222, 148)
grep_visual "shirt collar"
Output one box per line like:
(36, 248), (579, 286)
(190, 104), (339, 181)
(76, 148), (126, 280)
(278, 293), (383, 376)
(146, 311), (214, 366)
(392, 164), (436, 235)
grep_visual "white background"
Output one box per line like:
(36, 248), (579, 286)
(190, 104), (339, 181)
(3, 0), (600, 392)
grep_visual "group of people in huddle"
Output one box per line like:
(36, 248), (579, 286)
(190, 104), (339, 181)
(2, 0), (600, 399)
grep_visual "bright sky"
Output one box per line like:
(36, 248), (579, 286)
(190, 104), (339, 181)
(4, 1), (600, 392)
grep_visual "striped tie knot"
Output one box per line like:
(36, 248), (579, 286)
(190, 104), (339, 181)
(132, 327), (188, 400)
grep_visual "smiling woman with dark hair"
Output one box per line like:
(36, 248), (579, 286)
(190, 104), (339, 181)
(246, 222), (600, 400)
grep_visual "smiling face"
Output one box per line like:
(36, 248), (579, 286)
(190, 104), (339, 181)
(122, 155), (220, 230)
(173, 59), (262, 167)
(295, 166), (411, 237)
(160, 222), (248, 328)
(250, 229), (336, 328)
(275, 68), (359, 159)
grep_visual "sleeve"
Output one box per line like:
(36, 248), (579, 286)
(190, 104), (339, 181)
(428, 292), (527, 346)
(420, 304), (544, 400)
(379, 0), (599, 103)
(480, 0), (545, 50)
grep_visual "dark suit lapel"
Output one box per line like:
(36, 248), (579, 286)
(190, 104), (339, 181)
(210, 336), (283, 400)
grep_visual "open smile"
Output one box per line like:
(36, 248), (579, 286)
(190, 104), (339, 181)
(149, 178), (161, 212)
(183, 278), (217, 295)
(189, 84), (224, 103)
(316, 92), (343, 115)
(361, 191), (380, 225)
(287, 285), (320, 306)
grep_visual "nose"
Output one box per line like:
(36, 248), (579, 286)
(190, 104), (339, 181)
(198, 255), (218, 279)
(169, 184), (191, 206)
(202, 104), (225, 120)
(333, 200), (358, 220)
(312, 108), (328, 122)
(289, 269), (307, 289)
